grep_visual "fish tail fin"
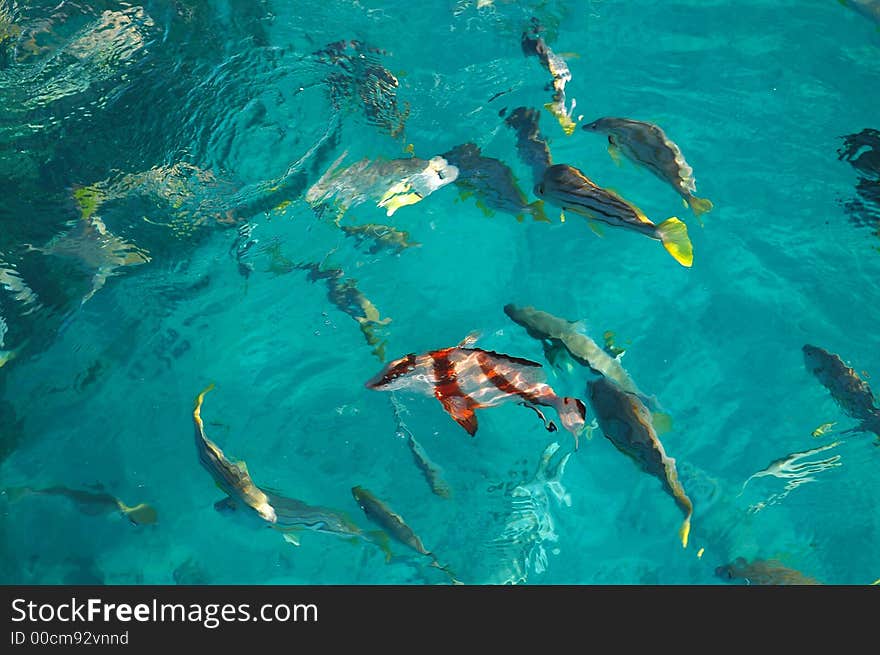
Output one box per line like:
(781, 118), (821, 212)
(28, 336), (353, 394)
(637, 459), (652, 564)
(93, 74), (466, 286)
(528, 199), (551, 223)
(687, 196), (714, 218)
(430, 558), (463, 585)
(679, 513), (692, 549)
(194, 383), (215, 413)
(657, 217), (693, 267)
(118, 502), (158, 525)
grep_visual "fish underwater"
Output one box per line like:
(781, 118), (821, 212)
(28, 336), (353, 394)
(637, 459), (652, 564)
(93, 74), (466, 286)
(839, 0), (880, 26)
(366, 336), (587, 447)
(306, 151), (459, 219)
(505, 106), (554, 186)
(443, 142), (549, 223)
(351, 485), (458, 583)
(389, 394), (452, 499)
(3, 485), (157, 525)
(534, 163), (694, 267)
(582, 117), (713, 219)
(521, 19), (579, 135)
(802, 344), (880, 436)
(503, 303), (657, 410)
(715, 557), (821, 585)
(340, 223), (421, 255)
(587, 377), (693, 548)
(194, 384), (384, 549)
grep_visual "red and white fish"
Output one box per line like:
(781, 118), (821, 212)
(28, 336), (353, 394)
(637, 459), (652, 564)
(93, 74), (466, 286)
(366, 337), (587, 448)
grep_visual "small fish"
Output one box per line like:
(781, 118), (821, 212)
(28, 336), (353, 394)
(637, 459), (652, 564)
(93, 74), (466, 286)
(443, 142), (550, 222)
(534, 163), (694, 267)
(293, 261), (391, 361)
(521, 20), (579, 135)
(351, 485), (458, 583)
(587, 377), (693, 548)
(582, 117), (713, 219)
(811, 422), (836, 438)
(504, 304), (657, 409)
(505, 106), (554, 186)
(366, 339), (587, 448)
(193, 384), (277, 523)
(3, 485), (157, 525)
(716, 558), (821, 585)
(803, 344), (880, 435)
(739, 441), (842, 496)
(389, 394), (452, 499)
(340, 223), (420, 255)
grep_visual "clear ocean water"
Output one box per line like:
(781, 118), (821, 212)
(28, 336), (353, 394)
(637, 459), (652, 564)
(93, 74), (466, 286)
(1, 0), (879, 585)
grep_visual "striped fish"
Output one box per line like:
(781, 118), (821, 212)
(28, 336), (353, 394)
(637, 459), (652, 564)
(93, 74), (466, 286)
(535, 163), (694, 267)
(803, 344), (880, 436)
(587, 377), (693, 548)
(582, 117), (713, 218)
(365, 341), (587, 448)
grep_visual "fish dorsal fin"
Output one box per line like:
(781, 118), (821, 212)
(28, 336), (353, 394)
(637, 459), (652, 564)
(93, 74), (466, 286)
(457, 331), (481, 348)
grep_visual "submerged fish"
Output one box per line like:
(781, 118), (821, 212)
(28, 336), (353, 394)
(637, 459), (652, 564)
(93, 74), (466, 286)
(307, 151), (459, 219)
(193, 384), (276, 523)
(534, 163), (694, 267)
(521, 20), (579, 135)
(366, 338), (587, 447)
(503, 303), (656, 409)
(505, 106), (554, 186)
(340, 223), (421, 255)
(582, 117), (713, 218)
(390, 394), (452, 499)
(803, 344), (880, 435)
(194, 385), (384, 549)
(840, 0), (880, 26)
(3, 485), (157, 525)
(351, 485), (458, 583)
(587, 377), (693, 548)
(443, 142), (549, 222)
(838, 128), (880, 178)
(716, 558), (821, 585)
(294, 261), (391, 361)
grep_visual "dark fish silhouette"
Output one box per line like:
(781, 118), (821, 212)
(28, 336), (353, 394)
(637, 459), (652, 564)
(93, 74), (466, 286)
(716, 558), (821, 585)
(587, 377), (693, 548)
(803, 344), (880, 436)
(3, 486), (157, 525)
(505, 106), (554, 185)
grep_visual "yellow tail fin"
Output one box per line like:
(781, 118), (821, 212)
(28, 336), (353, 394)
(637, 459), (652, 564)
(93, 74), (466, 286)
(687, 196), (713, 218)
(528, 199), (551, 223)
(657, 217), (693, 267)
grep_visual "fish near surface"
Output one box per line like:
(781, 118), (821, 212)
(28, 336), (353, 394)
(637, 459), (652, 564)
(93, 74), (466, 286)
(366, 342), (586, 447)
(505, 106), (554, 186)
(535, 163), (694, 267)
(802, 344), (880, 435)
(587, 377), (693, 548)
(521, 20), (579, 135)
(503, 303), (656, 409)
(582, 117), (713, 219)
(443, 142), (549, 222)
(716, 557), (821, 585)
(3, 485), (157, 525)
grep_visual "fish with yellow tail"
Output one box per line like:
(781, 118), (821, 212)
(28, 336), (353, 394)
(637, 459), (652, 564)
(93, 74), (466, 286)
(443, 142), (550, 223)
(366, 336), (587, 448)
(351, 485), (460, 584)
(521, 19), (579, 135)
(587, 377), (693, 548)
(582, 117), (713, 219)
(3, 485), (157, 525)
(716, 558), (821, 585)
(803, 344), (880, 437)
(534, 163), (694, 267)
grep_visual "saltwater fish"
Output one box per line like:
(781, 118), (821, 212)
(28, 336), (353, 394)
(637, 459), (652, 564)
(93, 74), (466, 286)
(840, 0), (880, 26)
(390, 394), (452, 499)
(582, 117), (713, 218)
(716, 557), (821, 585)
(505, 106), (554, 185)
(803, 344), (880, 435)
(3, 485), (157, 525)
(443, 142), (549, 222)
(351, 485), (458, 583)
(521, 20), (579, 135)
(503, 303), (655, 409)
(366, 338), (587, 447)
(587, 377), (693, 548)
(534, 163), (694, 267)
(340, 223), (420, 255)
(193, 384), (277, 523)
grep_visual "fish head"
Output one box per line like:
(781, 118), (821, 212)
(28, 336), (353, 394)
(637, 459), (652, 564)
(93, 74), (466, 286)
(350, 485), (370, 509)
(535, 164), (592, 208)
(582, 117), (619, 134)
(802, 344), (830, 372)
(365, 353), (419, 391)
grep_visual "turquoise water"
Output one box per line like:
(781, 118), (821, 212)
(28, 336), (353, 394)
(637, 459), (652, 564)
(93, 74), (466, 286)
(1, 0), (879, 585)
